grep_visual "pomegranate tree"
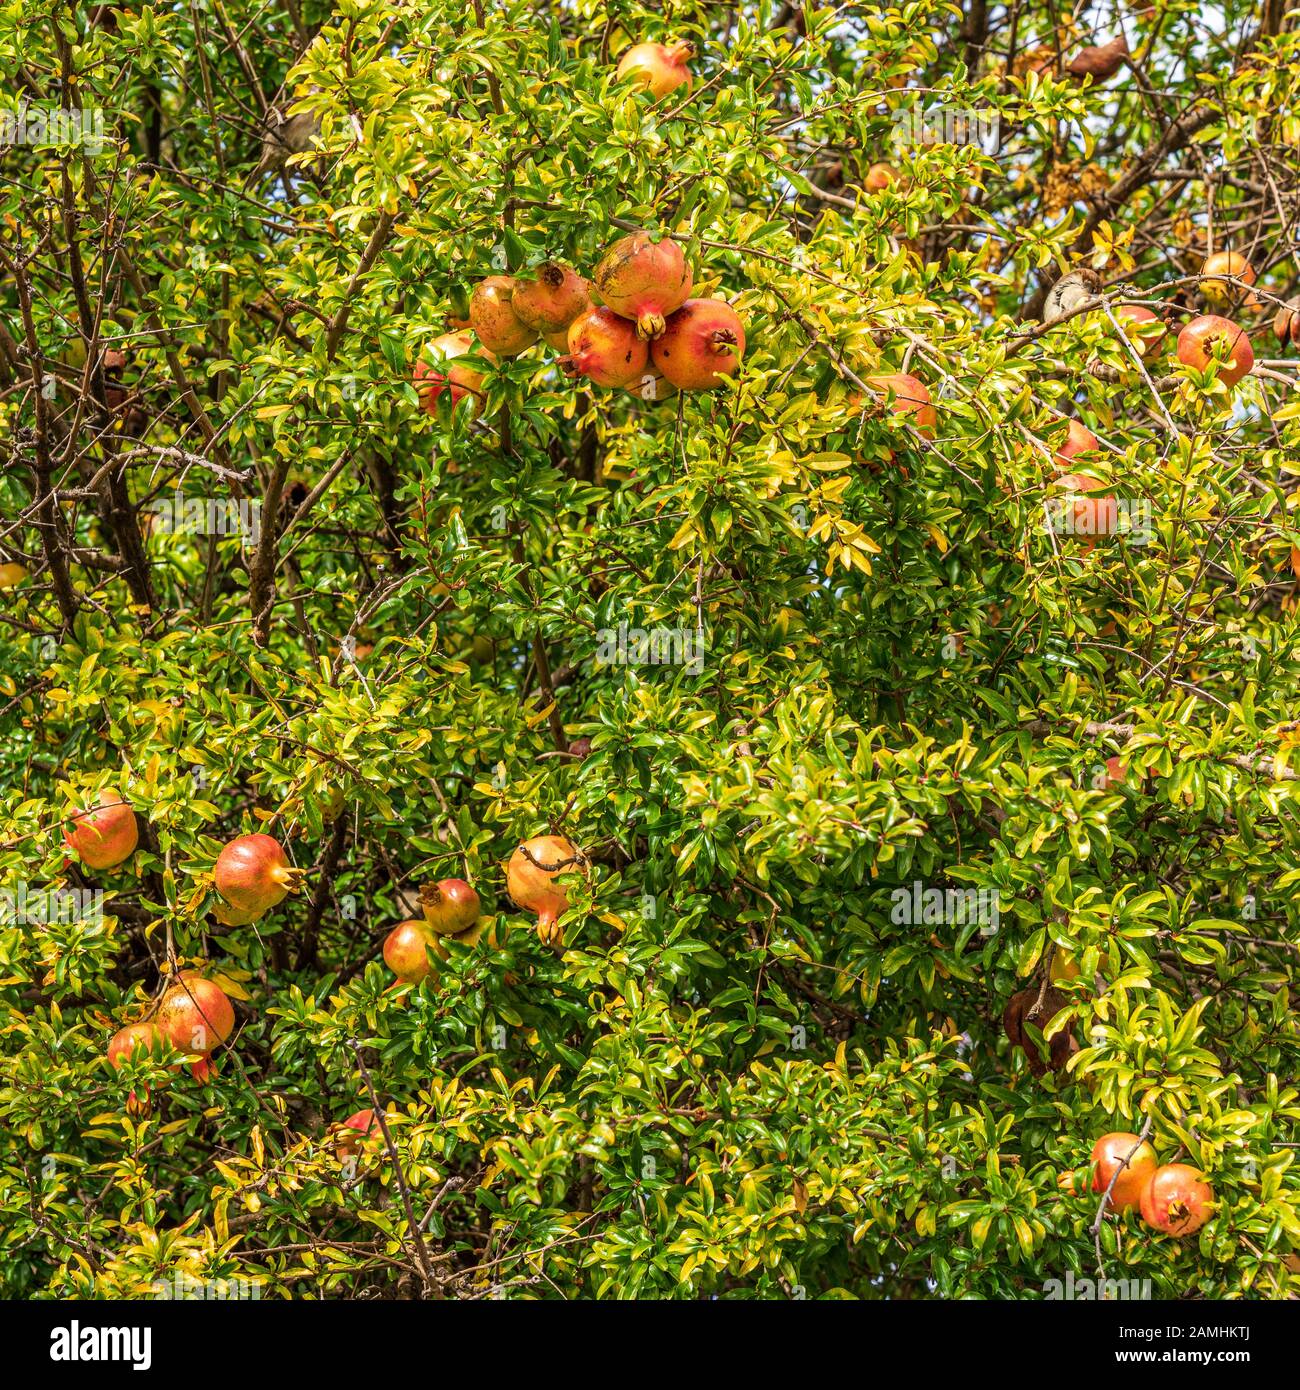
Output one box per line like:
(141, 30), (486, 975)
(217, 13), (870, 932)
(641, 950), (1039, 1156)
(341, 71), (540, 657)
(650, 300), (745, 389)
(214, 832), (302, 919)
(562, 307), (649, 388)
(64, 792), (139, 870)
(506, 835), (585, 945)
(594, 231), (693, 340)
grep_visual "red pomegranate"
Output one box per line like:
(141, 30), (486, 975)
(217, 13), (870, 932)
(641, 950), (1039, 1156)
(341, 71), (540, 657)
(1054, 418), (1098, 471)
(865, 373), (935, 435)
(155, 973), (235, 1057)
(650, 299), (745, 389)
(383, 919), (441, 983)
(562, 307), (650, 388)
(107, 1020), (163, 1068)
(1177, 314), (1253, 386)
(1273, 300), (1299, 350)
(594, 231), (693, 340)
(414, 332), (491, 417)
(419, 878), (481, 935)
(1140, 1163), (1214, 1236)
(1114, 304), (1165, 356)
(1089, 1131), (1158, 1211)
(469, 275), (537, 356)
(506, 835), (586, 946)
(615, 41), (694, 98)
(189, 1056), (217, 1083)
(511, 263), (590, 336)
(1054, 471), (1118, 547)
(214, 833), (301, 918)
(337, 1107), (383, 1158)
(64, 792), (139, 871)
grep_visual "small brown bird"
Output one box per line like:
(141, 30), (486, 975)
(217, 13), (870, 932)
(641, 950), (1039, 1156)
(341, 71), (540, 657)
(1042, 268), (1102, 324)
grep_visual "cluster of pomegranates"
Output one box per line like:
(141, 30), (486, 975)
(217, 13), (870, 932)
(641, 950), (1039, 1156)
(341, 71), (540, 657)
(415, 229), (746, 417)
(384, 834), (586, 980)
(106, 971), (236, 1114)
(1083, 1131), (1216, 1238)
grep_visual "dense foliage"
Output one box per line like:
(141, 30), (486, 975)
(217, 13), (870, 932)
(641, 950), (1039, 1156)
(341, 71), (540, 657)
(2, 0), (1300, 1300)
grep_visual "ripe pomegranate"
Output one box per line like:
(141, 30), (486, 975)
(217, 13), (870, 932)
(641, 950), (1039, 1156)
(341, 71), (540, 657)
(506, 835), (586, 946)
(1199, 250), (1255, 308)
(214, 833), (301, 918)
(1114, 304), (1166, 356)
(650, 299), (745, 390)
(1090, 1132), (1158, 1211)
(1177, 314), (1253, 386)
(616, 40), (694, 98)
(866, 373), (935, 435)
(511, 263), (590, 336)
(419, 878), (481, 935)
(415, 332), (490, 417)
(1140, 1163), (1214, 1236)
(593, 231), (693, 340)
(64, 792), (139, 871)
(155, 973), (235, 1057)
(1103, 755), (1128, 788)
(542, 325), (573, 352)
(469, 275), (537, 357)
(337, 1106), (382, 1158)
(1054, 419), (1098, 471)
(107, 1020), (163, 1068)
(562, 307), (649, 388)
(1055, 471), (1118, 545)
(383, 919), (441, 983)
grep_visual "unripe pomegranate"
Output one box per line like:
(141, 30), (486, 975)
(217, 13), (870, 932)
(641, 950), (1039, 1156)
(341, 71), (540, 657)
(214, 833), (301, 918)
(383, 919), (441, 983)
(1199, 250), (1255, 308)
(1140, 1163), (1214, 1236)
(562, 307), (649, 388)
(1177, 314), (1253, 386)
(651, 299), (745, 390)
(415, 332), (490, 418)
(469, 275), (537, 357)
(65, 792), (139, 871)
(506, 835), (586, 946)
(866, 373), (935, 435)
(511, 263), (590, 336)
(0, 561), (28, 589)
(1114, 304), (1165, 356)
(615, 40), (694, 98)
(1054, 418), (1098, 471)
(419, 877), (481, 935)
(155, 973), (235, 1057)
(1090, 1131), (1158, 1210)
(593, 231), (693, 340)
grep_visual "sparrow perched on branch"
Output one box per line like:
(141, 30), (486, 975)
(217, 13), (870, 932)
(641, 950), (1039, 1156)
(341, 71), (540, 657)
(1042, 268), (1102, 324)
